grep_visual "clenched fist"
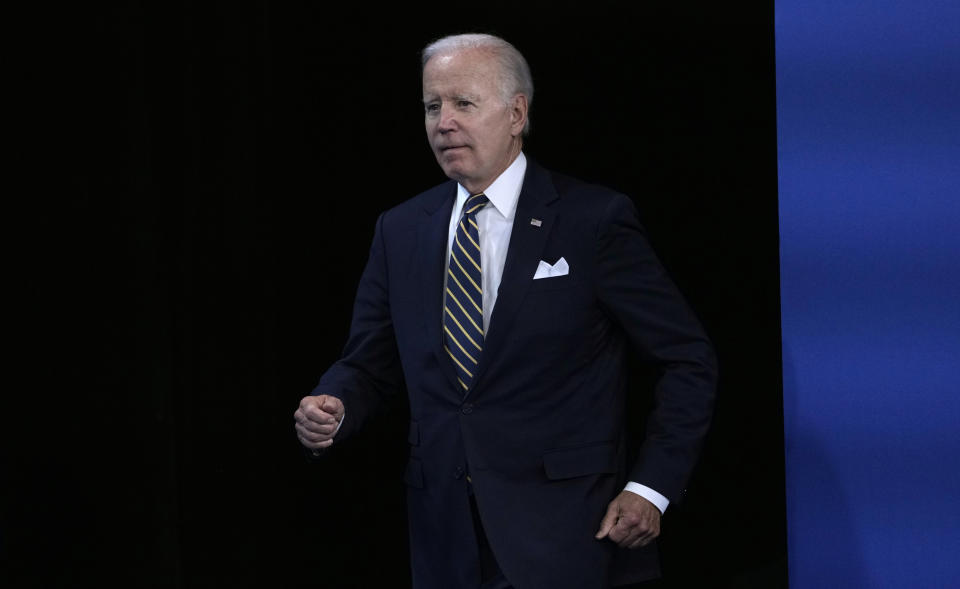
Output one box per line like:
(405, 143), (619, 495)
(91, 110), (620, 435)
(294, 394), (345, 450)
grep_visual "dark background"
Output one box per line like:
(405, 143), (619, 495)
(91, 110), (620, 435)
(9, 2), (784, 587)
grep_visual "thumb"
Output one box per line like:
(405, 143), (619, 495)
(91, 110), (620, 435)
(320, 396), (343, 419)
(595, 500), (620, 539)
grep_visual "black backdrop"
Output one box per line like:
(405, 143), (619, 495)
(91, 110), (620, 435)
(10, 2), (784, 587)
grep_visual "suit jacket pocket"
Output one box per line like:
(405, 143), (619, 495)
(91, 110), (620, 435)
(542, 441), (618, 480)
(404, 457), (424, 488)
(526, 274), (581, 293)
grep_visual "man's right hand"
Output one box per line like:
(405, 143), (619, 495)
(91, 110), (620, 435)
(294, 394), (345, 450)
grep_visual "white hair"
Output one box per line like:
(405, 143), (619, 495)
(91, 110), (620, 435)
(422, 33), (534, 135)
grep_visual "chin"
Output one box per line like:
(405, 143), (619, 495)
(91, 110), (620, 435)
(440, 163), (471, 183)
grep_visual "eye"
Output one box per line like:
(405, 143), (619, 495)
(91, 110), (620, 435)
(457, 100), (473, 108)
(424, 103), (440, 115)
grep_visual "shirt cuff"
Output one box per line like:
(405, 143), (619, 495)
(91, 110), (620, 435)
(623, 482), (669, 514)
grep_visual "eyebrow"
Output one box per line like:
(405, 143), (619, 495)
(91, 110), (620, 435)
(422, 93), (481, 105)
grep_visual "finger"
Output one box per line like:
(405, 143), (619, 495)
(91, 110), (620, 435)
(297, 431), (321, 449)
(595, 502), (620, 539)
(293, 409), (334, 434)
(616, 511), (657, 546)
(298, 429), (335, 449)
(299, 396), (335, 417)
(297, 418), (338, 435)
(293, 409), (311, 427)
(299, 396), (321, 412)
(627, 519), (660, 548)
(302, 404), (338, 425)
(295, 423), (333, 444)
(618, 525), (651, 548)
(610, 519), (636, 545)
(301, 438), (333, 450)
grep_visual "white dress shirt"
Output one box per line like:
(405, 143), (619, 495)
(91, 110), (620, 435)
(443, 152), (670, 514)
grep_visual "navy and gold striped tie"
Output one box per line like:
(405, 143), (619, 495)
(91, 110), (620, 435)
(444, 193), (489, 393)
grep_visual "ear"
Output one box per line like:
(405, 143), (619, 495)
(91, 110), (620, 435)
(509, 94), (529, 136)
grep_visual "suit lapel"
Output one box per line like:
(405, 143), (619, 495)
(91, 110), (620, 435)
(470, 163), (559, 394)
(418, 182), (462, 394)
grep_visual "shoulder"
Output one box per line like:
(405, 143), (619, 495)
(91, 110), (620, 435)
(375, 179), (456, 229)
(531, 161), (640, 226)
(386, 179), (455, 216)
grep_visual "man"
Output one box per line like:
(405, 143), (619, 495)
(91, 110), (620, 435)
(294, 34), (717, 589)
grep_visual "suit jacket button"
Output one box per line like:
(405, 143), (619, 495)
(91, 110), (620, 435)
(461, 403), (474, 415)
(454, 466), (465, 479)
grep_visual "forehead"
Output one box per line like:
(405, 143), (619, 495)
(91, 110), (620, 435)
(422, 48), (501, 96)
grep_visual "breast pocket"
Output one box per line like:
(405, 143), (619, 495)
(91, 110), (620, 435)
(516, 278), (593, 336)
(527, 274), (581, 293)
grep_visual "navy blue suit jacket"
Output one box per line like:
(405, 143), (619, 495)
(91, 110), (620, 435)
(314, 161), (717, 589)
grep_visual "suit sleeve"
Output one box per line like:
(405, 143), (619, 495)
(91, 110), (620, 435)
(311, 212), (405, 441)
(594, 193), (718, 503)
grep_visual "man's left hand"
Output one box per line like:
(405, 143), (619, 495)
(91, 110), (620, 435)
(594, 490), (661, 548)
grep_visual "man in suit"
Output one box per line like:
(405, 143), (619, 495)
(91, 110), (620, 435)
(294, 34), (717, 589)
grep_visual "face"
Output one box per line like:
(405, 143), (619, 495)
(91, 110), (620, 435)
(422, 48), (527, 194)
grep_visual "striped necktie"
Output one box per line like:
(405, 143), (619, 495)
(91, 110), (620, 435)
(444, 193), (489, 393)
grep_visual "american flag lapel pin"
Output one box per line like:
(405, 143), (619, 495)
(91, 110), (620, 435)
(530, 218), (542, 227)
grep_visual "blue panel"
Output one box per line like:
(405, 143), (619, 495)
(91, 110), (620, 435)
(776, 1), (960, 586)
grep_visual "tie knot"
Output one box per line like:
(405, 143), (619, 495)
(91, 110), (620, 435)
(464, 193), (489, 216)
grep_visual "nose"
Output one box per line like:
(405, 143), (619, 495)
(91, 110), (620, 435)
(437, 104), (457, 134)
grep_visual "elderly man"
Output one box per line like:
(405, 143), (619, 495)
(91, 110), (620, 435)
(294, 34), (717, 589)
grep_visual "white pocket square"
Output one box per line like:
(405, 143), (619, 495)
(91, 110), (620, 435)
(533, 257), (569, 280)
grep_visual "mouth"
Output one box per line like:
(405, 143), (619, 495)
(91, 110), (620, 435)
(439, 145), (468, 153)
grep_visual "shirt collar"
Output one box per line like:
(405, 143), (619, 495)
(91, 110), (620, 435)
(456, 152), (526, 221)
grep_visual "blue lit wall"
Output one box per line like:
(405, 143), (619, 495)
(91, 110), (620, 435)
(776, 1), (960, 586)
